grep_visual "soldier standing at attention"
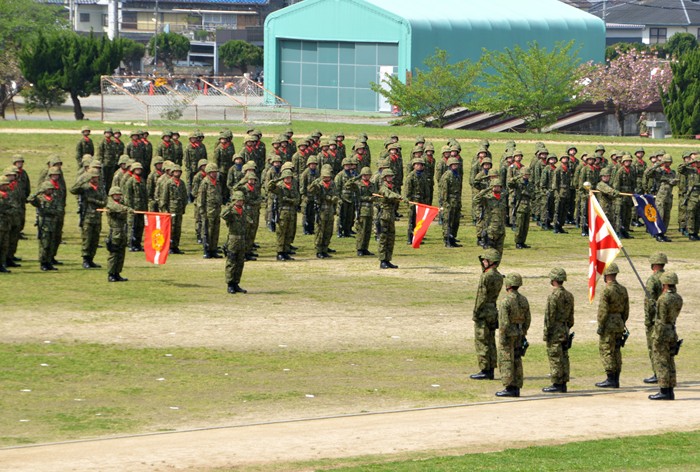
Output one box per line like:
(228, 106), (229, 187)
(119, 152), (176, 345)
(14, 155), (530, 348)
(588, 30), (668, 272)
(199, 163), (223, 259)
(70, 169), (106, 269)
(595, 263), (629, 389)
(3, 167), (23, 269)
(123, 162), (148, 252)
(45, 164), (67, 267)
(126, 131), (146, 174)
(0, 176), (13, 273)
(596, 167), (620, 217)
(542, 267), (575, 393)
(159, 165), (188, 255)
(335, 158), (357, 238)
(185, 133), (205, 201)
(140, 131), (153, 179)
(678, 155), (700, 241)
(643, 253), (667, 384)
(299, 156), (319, 235)
(644, 154), (677, 242)
(578, 155), (599, 237)
(214, 131), (235, 203)
(612, 154), (636, 239)
(157, 131), (177, 164)
(234, 170), (262, 261)
(539, 154), (558, 231)
(97, 128), (119, 191)
(105, 186), (130, 282)
(552, 155), (572, 234)
(76, 125), (94, 168)
(192, 159), (209, 244)
(147, 157), (165, 212)
(267, 169), (300, 261)
(113, 130), (125, 158)
(377, 169), (403, 269)
(307, 164), (338, 259)
(170, 131), (183, 166)
(470, 248), (503, 381)
(496, 273), (531, 398)
(30, 182), (61, 271)
(508, 167), (534, 249)
(403, 157), (429, 245)
(222, 190), (250, 294)
(348, 166), (376, 257)
(474, 179), (507, 256)
(649, 271), (683, 400)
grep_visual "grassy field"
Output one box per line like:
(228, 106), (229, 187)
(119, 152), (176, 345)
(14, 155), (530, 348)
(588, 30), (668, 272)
(1, 125), (699, 465)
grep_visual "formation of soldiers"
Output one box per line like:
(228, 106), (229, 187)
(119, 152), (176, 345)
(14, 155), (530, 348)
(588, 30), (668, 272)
(470, 249), (683, 401)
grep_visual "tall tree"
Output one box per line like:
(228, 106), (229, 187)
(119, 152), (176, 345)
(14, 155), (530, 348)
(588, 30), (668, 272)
(663, 32), (698, 59)
(147, 33), (190, 73)
(219, 40), (263, 74)
(21, 83), (67, 121)
(118, 38), (146, 72)
(582, 48), (672, 136)
(474, 40), (584, 132)
(20, 31), (123, 120)
(0, 0), (66, 119)
(370, 48), (481, 127)
(662, 48), (700, 138)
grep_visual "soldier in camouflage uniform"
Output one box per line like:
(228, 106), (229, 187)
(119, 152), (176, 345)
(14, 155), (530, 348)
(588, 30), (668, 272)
(226, 154), (245, 197)
(578, 155), (599, 237)
(439, 157), (462, 248)
(377, 169), (403, 269)
(30, 182), (62, 271)
(649, 271), (683, 401)
(70, 169), (106, 269)
(596, 166), (620, 217)
(386, 143), (404, 198)
(643, 252), (667, 385)
(123, 162), (148, 252)
(423, 143), (437, 205)
(495, 273), (531, 398)
(539, 154), (558, 230)
(140, 131), (153, 179)
(645, 154), (677, 242)
(472, 157), (494, 246)
(105, 186), (130, 282)
(347, 167), (377, 256)
(191, 159), (209, 243)
(403, 157), (430, 245)
(678, 155), (700, 240)
(45, 164), (67, 266)
(214, 130), (236, 199)
(542, 267), (575, 393)
(126, 130), (146, 176)
(222, 191), (250, 294)
(595, 263), (629, 389)
(612, 154), (636, 239)
(185, 133), (207, 201)
(11, 156), (30, 241)
(307, 165), (338, 258)
(156, 131), (177, 163)
(267, 169), (300, 260)
(508, 167), (534, 249)
(147, 157), (165, 212)
(234, 169), (263, 261)
(630, 147), (647, 227)
(552, 155), (572, 234)
(3, 167), (23, 269)
(111, 155), (130, 189)
(263, 154), (283, 232)
(474, 179), (507, 256)
(470, 248), (503, 381)
(0, 176), (12, 273)
(97, 128), (119, 192)
(299, 156), (320, 235)
(159, 165), (188, 254)
(198, 163), (224, 259)
(76, 125), (94, 168)
(531, 149), (549, 225)
(292, 139), (310, 178)
(335, 158), (358, 238)
(170, 131), (183, 166)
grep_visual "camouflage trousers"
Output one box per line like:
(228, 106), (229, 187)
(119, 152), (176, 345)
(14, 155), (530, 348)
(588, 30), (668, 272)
(0, 227), (9, 266)
(6, 218), (21, 261)
(546, 340), (570, 384)
(646, 325), (656, 376)
(652, 334), (677, 388)
(474, 319), (498, 371)
(128, 212), (145, 248)
(687, 194), (700, 234)
(276, 208), (296, 253)
(81, 221), (102, 259)
(194, 203), (202, 240)
(245, 206), (260, 254)
(315, 209), (334, 253)
(336, 201), (354, 236)
(599, 333), (623, 374)
(655, 191), (673, 231)
(377, 215), (396, 262)
(355, 213), (373, 252)
(443, 201), (461, 241)
(498, 334), (524, 388)
(513, 208), (530, 245)
(202, 213), (221, 253)
(170, 214), (183, 249)
(553, 190), (569, 227)
(225, 236), (245, 285)
(614, 198), (633, 233)
(107, 230), (127, 276)
(678, 199), (687, 231)
(483, 229), (505, 256)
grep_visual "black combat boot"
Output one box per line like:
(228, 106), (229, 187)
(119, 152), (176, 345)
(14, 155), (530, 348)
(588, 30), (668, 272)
(327, 248), (337, 253)
(0, 265), (10, 273)
(542, 383), (567, 393)
(6, 259), (21, 268)
(116, 274), (128, 282)
(276, 252), (286, 261)
(227, 284), (236, 294)
(449, 236), (463, 247)
(595, 372), (618, 388)
(380, 260), (390, 269)
(51, 258), (62, 265)
(649, 387), (674, 400)
(83, 258), (92, 269)
(233, 284), (247, 294)
(643, 374), (658, 384)
(495, 386), (520, 397)
(108, 274), (119, 282)
(689, 234), (700, 241)
(470, 369), (494, 380)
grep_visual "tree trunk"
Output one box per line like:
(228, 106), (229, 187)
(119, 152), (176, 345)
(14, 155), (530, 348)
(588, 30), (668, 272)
(71, 91), (85, 120)
(44, 104), (53, 121)
(616, 108), (625, 136)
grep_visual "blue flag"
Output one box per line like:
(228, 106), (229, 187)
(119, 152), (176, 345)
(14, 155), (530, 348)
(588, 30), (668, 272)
(633, 194), (666, 236)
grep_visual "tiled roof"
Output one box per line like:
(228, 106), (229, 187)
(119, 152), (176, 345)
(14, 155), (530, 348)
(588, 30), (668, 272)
(588, 0), (700, 26)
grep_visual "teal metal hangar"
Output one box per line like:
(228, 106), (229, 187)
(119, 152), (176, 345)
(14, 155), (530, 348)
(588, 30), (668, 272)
(264, 0), (605, 112)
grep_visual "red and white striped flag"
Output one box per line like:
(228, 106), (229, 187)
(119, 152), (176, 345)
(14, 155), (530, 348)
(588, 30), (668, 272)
(588, 193), (622, 302)
(144, 212), (171, 265)
(412, 203), (440, 249)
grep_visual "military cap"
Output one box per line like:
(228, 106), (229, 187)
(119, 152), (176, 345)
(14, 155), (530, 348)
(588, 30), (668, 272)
(481, 248), (501, 262)
(595, 144), (606, 152)
(280, 169), (293, 178)
(89, 160), (103, 168)
(0, 176), (10, 186)
(197, 159), (208, 168)
(411, 157), (425, 166)
(108, 186), (122, 196)
(549, 267), (567, 282)
(620, 154), (633, 162)
(424, 143), (435, 152)
(360, 166), (372, 176)
(281, 162), (294, 171)
(231, 191), (245, 201)
(205, 163), (219, 173)
(512, 149), (524, 157)
(81, 155), (93, 166)
(3, 166), (18, 176)
(481, 157), (492, 165)
(504, 273), (523, 288)
(171, 164), (182, 172)
(118, 155), (130, 165)
(649, 252), (668, 265)
(662, 154), (673, 163)
(12, 155), (24, 163)
(81, 125), (91, 132)
(441, 145), (452, 154)
(411, 146), (423, 155)
(39, 181), (56, 193)
(383, 169), (395, 177)
(603, 263), (619, 276)
(660, 271), (678, 285)
(320, 166), (333, 178)
(152, 156), (165, 165)
(130, 162), (143, 170)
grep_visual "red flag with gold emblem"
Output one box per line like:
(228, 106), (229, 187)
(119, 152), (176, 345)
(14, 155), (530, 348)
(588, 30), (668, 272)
(412, 203), (440, 249)
(143, 212), (171, 265)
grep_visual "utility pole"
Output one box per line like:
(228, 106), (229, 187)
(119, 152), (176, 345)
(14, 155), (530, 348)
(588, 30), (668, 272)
(154, 0), (159, 74)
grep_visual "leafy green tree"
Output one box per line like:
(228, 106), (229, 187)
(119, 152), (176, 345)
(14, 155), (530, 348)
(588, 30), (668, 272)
(605, 42), (655, 61)
(21, 83), (67, 121)
(20, 31), (123, 120)
(370, 49), (481, 127)
(662, 48), (700, 138)
(0, 0), (66, 119)
(118, 38), (146, 71)
(474, 40), (584, 132)
(663, 32), (698, 59)
(219, 40), (263, 74)
(148, 33), (190, 73)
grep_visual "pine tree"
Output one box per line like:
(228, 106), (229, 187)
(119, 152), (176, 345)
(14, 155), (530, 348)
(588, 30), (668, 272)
(662, 49), (700, 138)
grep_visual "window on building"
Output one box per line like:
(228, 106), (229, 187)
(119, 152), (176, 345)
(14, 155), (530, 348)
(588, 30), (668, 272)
(697, 27), (700, 40)
(102, 14), (108, 27)
(203, 13), (237, 29)
(122, 11), (137, 30)
(649, 27), (667, 44)
(80, 13), (90, 23)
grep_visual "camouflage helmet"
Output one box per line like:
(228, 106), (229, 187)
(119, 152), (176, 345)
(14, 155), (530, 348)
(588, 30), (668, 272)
(411, 157), (425, 166)
(197, 159), (208, 168)
(281, 162), (294, 171)
(81, 155), (93, 166)
(378, 158), (391, 169)
(162, 161), (174, 172)
(441, 145), (452, 154)
(162, 130), (173, 137)
(233, 154), (244, 162)
(649, 252), (668, 265)
(49, 155), (63, 166)
(512, 149), (524, 157)
(118, 155), (130, 165)
(205, 163), (219, 173)
(269, 153), (283, 164)
(595, 144), (606, 152)
(660, 271), (679, 285)
(360, 166), (372, 176)
(480, 139), (490, 148)
(549, 267), (567, 282)
(481, 157), (493, 165)
(39, 181), (55, 193)
(481, 248), (501, 262)
(341, 157), (352, 166)
(113, 129), (122, 135)
(285, 127), (294, 135)
(47, 166), (62, 176)
(130, 162), (143, 170)
(353, 141), (366, 150)
(449, 144), (460, 152)
(447, 157), (460, 166)
(489, 178), (503, 189)
(306, 155), (319, 166)
(280, 169), (293, 179)
(321, 138), (332, 147)
(662, 154), (673, 164)
(635, 147), (645, 155)
(311, 129), (322, 138)
(538, 148), (550, 156)
(246, 173), (259, 181)
(81, 125), (91, 132)
(243, 161), (257, 170)
(87, 168), (101, 177)
(620, 153), (633, 163)
(320, 166), (333, 178)
(108, 186), (123, 196)
(171, 164), (183, 172)
(566, 144), (577, 153)
(415, 135), (425, 144)
(0, 176), (10, 186)
(504, 273), (523, 288)
(152, 156), (165, 165)
(411, 146), (424, 155)
(12, 155), (24, 163)
(383, 169), (395, 177)
(103, 127), (113, 134)
(603, 263), (619, 276)
(89, 160), (103, 168)
(3, 166), (18, 176)
(231, 191), (245, 201)
(245, 134), (259, 142)
(271, 135), (283, 145)
(388, 143), (401, 151)
(130, 130), (141, 137)
(656, 149), (666, 156)
(477, 147), (489, 155)
(424, 142), (435, 152)
(600, 166), (612, 177)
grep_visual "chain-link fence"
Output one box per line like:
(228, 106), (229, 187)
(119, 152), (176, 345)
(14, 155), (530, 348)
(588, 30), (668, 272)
(100, 75), (292, 126)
